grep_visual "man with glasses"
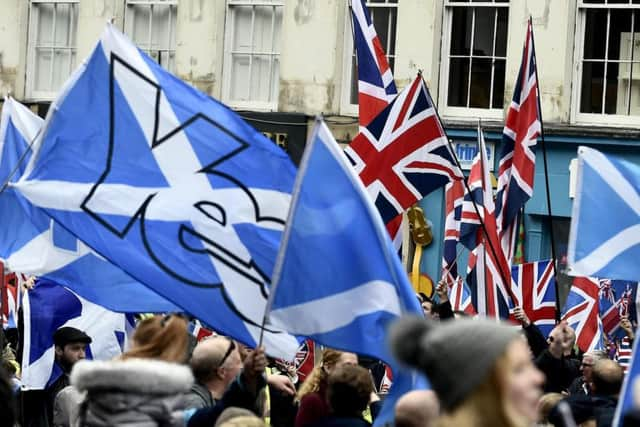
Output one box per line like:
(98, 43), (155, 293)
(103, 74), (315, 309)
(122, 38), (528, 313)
(568, 350), (609, 396)
(185, 336), (267, 413)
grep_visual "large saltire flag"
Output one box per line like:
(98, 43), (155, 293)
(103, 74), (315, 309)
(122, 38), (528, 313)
(562, 276), (604, 353)
(13, 24), (299, 358)
(267, 119), (427, 426)
(21, 279), (129, 389)
(0, 97), (179, 313)
(349, 0), (397, 128)
(495, 18), (541, 262)
(567, 146), (640, 282)
(345, 74), (462, 250)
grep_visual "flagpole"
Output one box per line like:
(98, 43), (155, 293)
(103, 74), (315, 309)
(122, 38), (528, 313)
(529, 16), (561, 321)
(0, 262), (6, 344)
(422, 75), (515, 304)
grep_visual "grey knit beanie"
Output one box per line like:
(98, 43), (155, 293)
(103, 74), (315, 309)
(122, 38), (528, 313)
(389, 316), (519, 411)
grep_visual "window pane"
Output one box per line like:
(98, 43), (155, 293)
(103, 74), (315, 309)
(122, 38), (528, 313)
(233, 6), (253, 52)
(608, 0), (631, 3)
(608, 10), (633, 61)
(54, 4), (75, 47)
(450, 7), (472, 55)
(230, 54), (250, 100)
(495, 7), (508, 56)
(52, 50), (71, 89)
(36, 4), (54, 46)
(151, 5), (173, 51)
(34, 48), (52, 92)
(492, 59), (506, 108)
(473, 8), (496, 57)
(583, 9), (607, 60)
(580, 61), (605, 113)
(448, 57), (470, 107)
(131, 5), (152, 48)
(605, 61), (620, 114)
(254, 6), (275, 52)
(251, 56), (272, 101)
(469, 58), (492, 108)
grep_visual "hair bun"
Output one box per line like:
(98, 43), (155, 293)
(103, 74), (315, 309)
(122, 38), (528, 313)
(388, 315), (433, 367)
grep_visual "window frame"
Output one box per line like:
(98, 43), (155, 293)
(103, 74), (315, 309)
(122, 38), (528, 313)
(26, 0), (79, 101)
(438, 0), (510, 120)
(571, 1), (640, 126)
(221, 0), (284, 112)
(340, 0), (399, 117)
(123, 0), (178, 73)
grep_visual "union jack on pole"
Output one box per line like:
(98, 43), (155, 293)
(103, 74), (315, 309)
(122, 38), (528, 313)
(495, 18), (542, 261)
(345, 74), (463, 249)
(350, 0), (397, 128)
(598, 280), (638, 340)
(511, 259), (557, 337)
(442, 179), (464, 285)
(562, 276), (604, 353)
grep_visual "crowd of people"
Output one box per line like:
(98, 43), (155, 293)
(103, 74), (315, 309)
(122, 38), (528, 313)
(0, 281), (639, 427)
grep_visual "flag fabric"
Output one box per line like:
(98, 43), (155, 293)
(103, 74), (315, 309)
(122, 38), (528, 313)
(598, 279), (638, 340)
(1, 267), (22, 329)
(189, 319), (215, 342)
(14, 24), (299, 358)
(613, 330), (640, 427)
(442, 179), (464, 284)
(448, 277), (476, 315)
(21, 278), (129, 390)
(274, 339), (316, 383)
(567, 146), (640, 282)
(562, 276), (604, 353)
(494, 18), (541, 246)
(511, 260), (557, 337)
(345, 74), (462, 249)
(350, 0), (397, 128)
(615, 337), (632, 373)
(0, 97), (178, 314)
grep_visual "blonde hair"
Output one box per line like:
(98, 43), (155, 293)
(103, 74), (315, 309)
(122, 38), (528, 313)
(435, 351), (529, 427)
(296, 348), (344, 401)
(216, 416), (266, 427)
(121, 315), (189, 363)
(537, 393), (564, 424)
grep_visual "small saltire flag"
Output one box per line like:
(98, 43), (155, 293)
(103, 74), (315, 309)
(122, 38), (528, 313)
(0, 97), (178, 313)
(21, 278), (129, 390)
(14, 24), (299, 358)
(612, 330), (640, 427)
(598, 279), (638, 340)
(511, 260), (557, 337)
(562, 276), (604, 353)
(567, 146), (640, 281)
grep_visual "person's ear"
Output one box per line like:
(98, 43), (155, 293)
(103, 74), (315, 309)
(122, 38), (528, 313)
(54, 345), (64, 357)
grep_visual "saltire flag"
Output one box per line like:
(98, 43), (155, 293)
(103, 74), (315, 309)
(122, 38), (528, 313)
(21, 278), (129, 389)
(462, 124), (514, 318)
(448, 277), (476, 315)
(511, 260), (557, 337)
(612, 329), (640, 427)
(567, 146), (640, 282)
(0, 97), (178, 313)
(267, 119), (427, 427)
(598, 279), (638, 340)
(495, 17), (541, 264)
(349, 0), (397, 128)
(562, 276), (604, 353)
(442, 179), (464, 285)
(14, 24), (300, 358)
(345, 74), (462, 249)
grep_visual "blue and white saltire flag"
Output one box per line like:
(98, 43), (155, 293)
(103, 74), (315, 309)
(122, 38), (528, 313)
(267, 119), (426, 426)
(613, 326), (640, 427)
(21, 278), (129, 390)
(0, 97), (178, 313)
(568, 146), (640, 281)
(14, 24), (299, 358)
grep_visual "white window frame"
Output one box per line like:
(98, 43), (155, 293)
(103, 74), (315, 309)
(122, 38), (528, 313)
(340, 0), (398, 117)
(26, 0), (79, 101)
(438, 0), (509, 120)
(222, 0), (284, 111)
(124, 0), (178, 73)
(571, 1), (640, 126)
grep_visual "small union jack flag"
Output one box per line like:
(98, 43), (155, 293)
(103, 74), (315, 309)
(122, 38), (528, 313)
(495, 18), (541, 261)
(599, 280), (637, 340)
(345, 74), (462, 249)
(350, 0), (397, 128)
(562, 276), (604, 353)
(511, 259), (557, 337)
(448, 277), (476, 315)
(616, 337), (632, 374)
(442, 179), (464, 284)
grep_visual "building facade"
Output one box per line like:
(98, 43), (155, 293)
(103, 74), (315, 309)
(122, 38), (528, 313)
(0, 0), (638, 300)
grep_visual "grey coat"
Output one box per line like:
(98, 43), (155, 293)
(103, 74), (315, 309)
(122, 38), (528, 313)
(71, 358), (194, 427)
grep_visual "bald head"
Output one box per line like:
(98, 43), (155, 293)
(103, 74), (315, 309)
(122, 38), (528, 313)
(395, 390), (440, 427)
(592, 359), (624, 396)
(190, 337), (236, 383)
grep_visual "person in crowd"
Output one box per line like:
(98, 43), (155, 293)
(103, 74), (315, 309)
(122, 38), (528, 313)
(295, 348), (358, 427)
(214, 407), (260, 427)
(535, 393), (564, 426)
(568, 350), (609, 396)
(309, 364), (377, 427)
(70, 314), (193, 426)
(394, 390), (440, 427)
(0, 364), (17, 427)
(390, 316), (544, 427)
(549, 359), (623, 427)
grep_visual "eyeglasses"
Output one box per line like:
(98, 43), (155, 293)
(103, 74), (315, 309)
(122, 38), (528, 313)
(219, 339), (236, 367)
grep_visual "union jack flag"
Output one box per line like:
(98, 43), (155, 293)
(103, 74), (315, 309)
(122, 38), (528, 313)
(345, 74), (462, 248)
(188, 319), (215, 342)
(448, 277), (476, 315)
(511, 260), (556, 337)
(562, 276), (604, 353)
(495, 18), (541, 261)
(350, 0), (397, 128)
(442, 179), (464, 284)
(599, 280), (638, 340)
(616, 337), (632, 373)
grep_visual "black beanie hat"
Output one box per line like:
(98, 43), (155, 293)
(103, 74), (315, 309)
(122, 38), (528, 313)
(53, 327), (92, 348)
